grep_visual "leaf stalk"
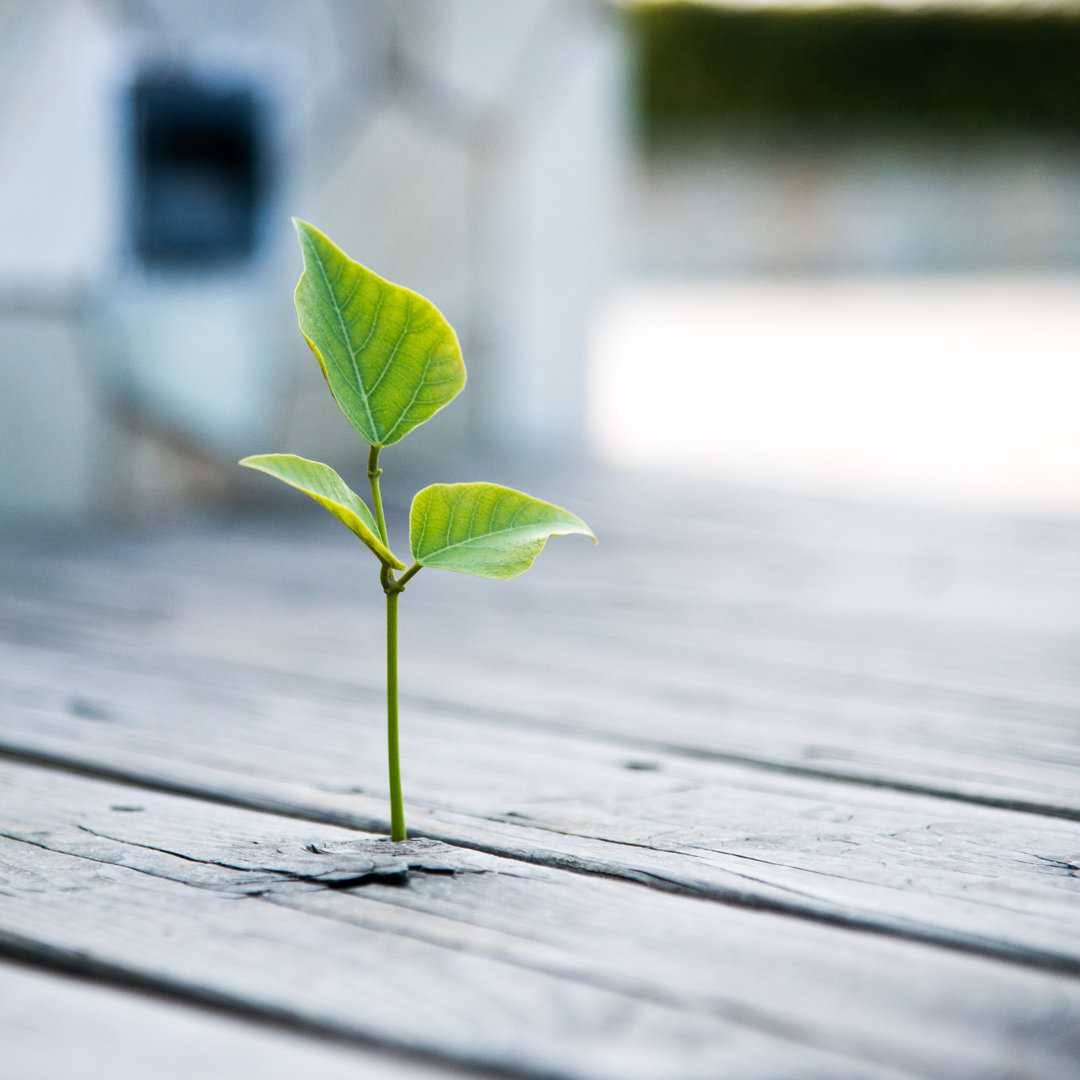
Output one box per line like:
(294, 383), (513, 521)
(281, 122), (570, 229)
(396, 562), (423, 589)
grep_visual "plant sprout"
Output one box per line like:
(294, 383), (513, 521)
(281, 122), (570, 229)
(241, 221), (595, 841)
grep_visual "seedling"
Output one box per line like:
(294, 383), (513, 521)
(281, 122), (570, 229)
(241, 221), (595, 841)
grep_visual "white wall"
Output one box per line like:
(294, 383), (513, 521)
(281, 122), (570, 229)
(0, 0), (627, 520)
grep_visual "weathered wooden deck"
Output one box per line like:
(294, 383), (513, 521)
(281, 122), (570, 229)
(2, 466), (1079, 1079)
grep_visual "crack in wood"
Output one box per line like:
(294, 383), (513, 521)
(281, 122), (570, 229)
(452, 850), (1080, 980)
(1028, 853), (1080, 877)
(3, 744), (1080, 980)
(0, 830), (229, 893)
(2, 826), (483, 906)
(70, 826), (482, 891)
(0, 832), (872, 1069)
(0, 830), (1003, 1077)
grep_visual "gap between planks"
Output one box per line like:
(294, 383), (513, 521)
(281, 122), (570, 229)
(0, 957), (470, 1080)
(0, 791), (914, 1080)
(3, 639), (1079, 977)
(0, 948), (534, 1080)
(3, 560), (1078, 819)
(3, 758), (1079, 1080)
(3, 630), (1079, 824)
(3, 629), (1079, 976)
(3, 739), (1079, 981)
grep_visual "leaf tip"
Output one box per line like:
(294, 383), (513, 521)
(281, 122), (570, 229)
(291, 218), (324, 255)
(567, 514), (597, 544)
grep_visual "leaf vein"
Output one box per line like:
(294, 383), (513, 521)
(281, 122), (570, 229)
(309, 244), (378, 438)
(421, 520), (569, 560)
(465, 493), (482, 539)
(415, 502), (430, 553)
(368, 313), (413, 397)
(357, 291), (385, 356)
(444, 490), (458, 550)
(379, 343), (439, 445)
(338, 275), (362, 313)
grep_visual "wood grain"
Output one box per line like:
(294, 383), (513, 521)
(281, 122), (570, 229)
(1, 632), (1078, 971)
(1, 468), (1077, 816)
(0, 960), (452, 1080)
(2, 760), (1078, 1080)
(2, 466), (1078, 1078)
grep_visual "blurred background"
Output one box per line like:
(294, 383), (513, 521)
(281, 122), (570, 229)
(1, 0), (1078, 523)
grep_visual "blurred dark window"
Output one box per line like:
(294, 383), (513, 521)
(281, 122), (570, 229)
(132, 75), (262, 267)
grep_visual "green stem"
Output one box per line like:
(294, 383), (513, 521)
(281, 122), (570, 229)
(367, 444), (389, 546)
(397, 561), (423, 589)
(385, 586), (406, 841)
(369, 444), (408, 840)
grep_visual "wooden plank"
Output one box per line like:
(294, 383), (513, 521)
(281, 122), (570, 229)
(0, 764), (899, 1080)
(0, 960), (450, 1080)
(2, 759), (1079, 1080)
(5, 605), (1079, 818)
(2, 468), (1079, 1080)
(1, 475), (1077, 815)
(2, 673), (1079, 976)
(1, 525), (1078, 968)
(4, 840), (837, 1080)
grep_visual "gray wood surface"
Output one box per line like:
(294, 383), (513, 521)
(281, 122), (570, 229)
(1, 466), (1078, 1077)
(3, 470), (1077, 815)
(0, 961), (448, 1080)
(3, 665), (1079, 972)
(2, 760), (1077, 1080)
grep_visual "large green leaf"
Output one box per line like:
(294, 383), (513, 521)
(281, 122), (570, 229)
(410, 483), (596, 581)
(239, 453), (406, 569)
(293, 220), (466, 448)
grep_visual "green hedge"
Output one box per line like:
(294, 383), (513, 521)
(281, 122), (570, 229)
(632, 2), (1080, 137)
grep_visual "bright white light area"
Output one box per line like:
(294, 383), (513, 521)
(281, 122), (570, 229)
(589, 277), (1080, 516)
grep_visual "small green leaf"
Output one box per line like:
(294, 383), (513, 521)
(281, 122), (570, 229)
(239, 453), (406, 570)
(293, 220), (466, 448)
(410, 483), (596, 581)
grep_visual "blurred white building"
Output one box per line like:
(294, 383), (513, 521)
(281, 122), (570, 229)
(0, 0), (627, 519)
